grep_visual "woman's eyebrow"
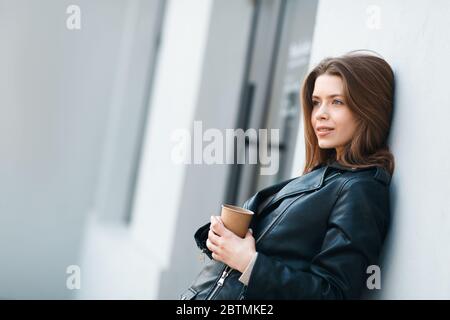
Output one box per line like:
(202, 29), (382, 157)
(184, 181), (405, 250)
(312, 94), (343, 99)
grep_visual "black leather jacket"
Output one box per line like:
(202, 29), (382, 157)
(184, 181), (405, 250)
(181, 161), (391, 300)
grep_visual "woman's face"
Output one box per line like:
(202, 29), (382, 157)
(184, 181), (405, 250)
(310, 74), (358, 159)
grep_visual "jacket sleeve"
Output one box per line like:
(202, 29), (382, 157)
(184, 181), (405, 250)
(194, 198), (252, 260)
(244, 178), (390, 300)
(194, 222), (213, 259)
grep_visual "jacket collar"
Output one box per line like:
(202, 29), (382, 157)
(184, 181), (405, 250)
(327, 160), (391, 185)
(245, 160), (391, 216)
(263, 161), (391, 209)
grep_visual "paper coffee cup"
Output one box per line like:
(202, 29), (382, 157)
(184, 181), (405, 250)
(220, 204), (254, 238)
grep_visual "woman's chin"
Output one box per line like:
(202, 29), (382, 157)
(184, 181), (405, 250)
(318, 142), (335, 149)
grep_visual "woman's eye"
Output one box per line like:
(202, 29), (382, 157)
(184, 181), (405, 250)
(333, 99), (344, 105)
(312, 100), (320, 106)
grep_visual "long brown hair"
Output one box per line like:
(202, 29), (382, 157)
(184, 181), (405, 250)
(301, 50), (395, 176)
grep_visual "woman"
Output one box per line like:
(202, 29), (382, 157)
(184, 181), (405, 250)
(181, 50), (395, 300)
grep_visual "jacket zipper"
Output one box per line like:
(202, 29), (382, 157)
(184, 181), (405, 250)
(206, 171), (341, 299)
(326, 171), (342, 181)
(205, 265), (232, 300)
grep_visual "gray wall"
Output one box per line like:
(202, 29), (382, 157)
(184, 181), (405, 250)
(0, 0), (161, 298)
(302, 0), (450, 298)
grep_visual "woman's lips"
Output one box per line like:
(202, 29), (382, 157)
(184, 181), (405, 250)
(316, 129), (334, 137)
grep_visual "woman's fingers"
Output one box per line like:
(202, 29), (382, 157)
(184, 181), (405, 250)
(210, 216), (228, 237)
(206, 238), (219, 253)
(214, 216), (225, 226)
(208, 229), (221, 246)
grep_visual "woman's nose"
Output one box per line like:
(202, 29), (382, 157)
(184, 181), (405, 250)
(315, 103), (329, 120)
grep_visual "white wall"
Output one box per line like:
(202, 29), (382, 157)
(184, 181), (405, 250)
(130, 0), (213, 270)
(157, 0), (254, 299)
(78, 0), (215, 299)
(293, 0), (450, 299)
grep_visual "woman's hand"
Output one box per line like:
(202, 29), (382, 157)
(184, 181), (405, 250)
(206, 215), (256, 273)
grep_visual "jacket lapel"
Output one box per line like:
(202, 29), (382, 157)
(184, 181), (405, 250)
(270, 166), (329, 202)
(243, 165), (329, 217)
(257, 166), (329, 214)
(243, 176), (298, 213)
